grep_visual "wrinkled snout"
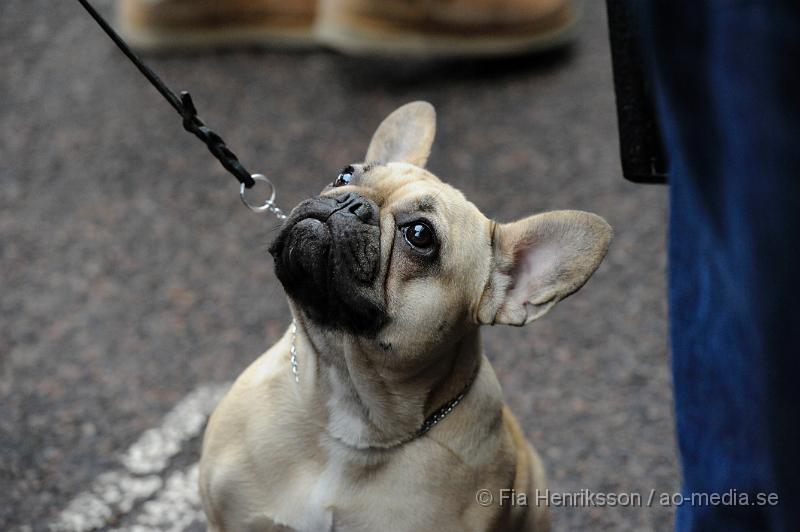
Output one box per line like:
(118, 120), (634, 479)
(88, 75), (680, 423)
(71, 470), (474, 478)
(268, 192), (387, 335)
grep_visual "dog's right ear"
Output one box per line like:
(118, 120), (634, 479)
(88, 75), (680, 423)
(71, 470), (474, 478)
(365, 101), (436, 168)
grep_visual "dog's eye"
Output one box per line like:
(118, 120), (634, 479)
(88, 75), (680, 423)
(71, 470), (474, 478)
(402, 222), (435, 249)
(333, 166), (354, 187)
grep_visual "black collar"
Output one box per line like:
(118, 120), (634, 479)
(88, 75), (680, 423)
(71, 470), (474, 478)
(373, 358), (483, 450)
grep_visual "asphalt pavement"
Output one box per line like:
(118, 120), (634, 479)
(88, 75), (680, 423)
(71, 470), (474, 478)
(1, 0), (676, 530)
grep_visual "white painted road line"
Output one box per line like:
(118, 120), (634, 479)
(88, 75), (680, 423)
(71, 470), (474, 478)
(50, 383), (230, 532)
(109, 464), (204, 532)
(51, 474), (164, 531)
(120, 384), (230, 475)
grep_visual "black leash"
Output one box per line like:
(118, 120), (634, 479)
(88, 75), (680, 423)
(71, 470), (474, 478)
(76, 0), (256, 190)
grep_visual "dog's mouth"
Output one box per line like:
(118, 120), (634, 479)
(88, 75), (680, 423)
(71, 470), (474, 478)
(268, 193), (388, 336)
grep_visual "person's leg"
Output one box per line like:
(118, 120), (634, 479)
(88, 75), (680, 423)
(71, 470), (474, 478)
(634, 2), (800, 530)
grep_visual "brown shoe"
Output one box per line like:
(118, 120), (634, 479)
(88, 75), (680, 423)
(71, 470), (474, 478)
(315, 0), (577, 57)
(118, 0), (317, 50)
(118, 0), (575, 56)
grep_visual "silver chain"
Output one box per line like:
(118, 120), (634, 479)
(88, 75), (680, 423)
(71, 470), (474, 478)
(290, 319), (299, 383)
(260, 202), (287, 220)
(268, 205), (287, 220)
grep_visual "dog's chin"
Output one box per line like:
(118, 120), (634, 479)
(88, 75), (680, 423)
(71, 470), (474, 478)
(272, 217), (332, 300)
(269, 215), (388, 336)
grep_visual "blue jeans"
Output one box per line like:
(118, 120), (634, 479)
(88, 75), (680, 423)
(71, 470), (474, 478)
(633, 2), (800, 530)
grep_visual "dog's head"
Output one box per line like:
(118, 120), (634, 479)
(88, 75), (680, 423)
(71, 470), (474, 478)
(270, 102), (611, 362)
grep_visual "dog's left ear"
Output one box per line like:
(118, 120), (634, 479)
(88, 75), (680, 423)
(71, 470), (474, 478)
(477, 210), (612, 326)
(365, 101), (436, 168)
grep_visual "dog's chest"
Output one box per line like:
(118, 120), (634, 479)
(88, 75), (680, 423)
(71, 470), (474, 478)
(273, 451), (443, 532)
(288, 460), (344, 532)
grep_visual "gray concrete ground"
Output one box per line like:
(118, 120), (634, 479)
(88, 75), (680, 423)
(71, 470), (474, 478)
(1, 0), (676, 530)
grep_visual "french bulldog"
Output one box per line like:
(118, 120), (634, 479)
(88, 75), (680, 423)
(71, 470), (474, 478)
(199, 102), (612, 532)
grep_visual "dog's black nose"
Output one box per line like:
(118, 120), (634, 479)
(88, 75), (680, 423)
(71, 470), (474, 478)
(335, 192), (379, 225)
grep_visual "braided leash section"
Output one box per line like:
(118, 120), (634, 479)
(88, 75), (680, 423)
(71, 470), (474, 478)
(179, 92), (255, 189)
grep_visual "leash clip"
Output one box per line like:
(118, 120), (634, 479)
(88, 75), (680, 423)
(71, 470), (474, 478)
(240, 174), (286, 219)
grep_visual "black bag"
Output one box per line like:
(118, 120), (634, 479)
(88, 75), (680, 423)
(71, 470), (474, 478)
(606, 0), (668, 184)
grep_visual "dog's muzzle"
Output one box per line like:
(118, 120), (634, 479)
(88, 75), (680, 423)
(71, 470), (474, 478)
(269, 192), (388, 335)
